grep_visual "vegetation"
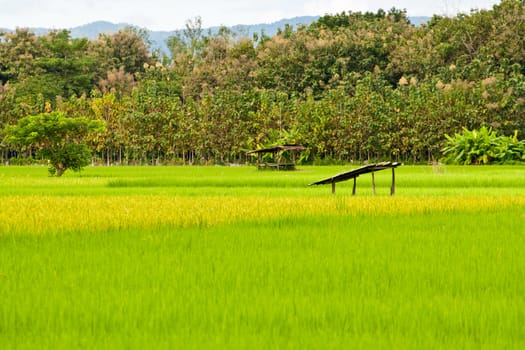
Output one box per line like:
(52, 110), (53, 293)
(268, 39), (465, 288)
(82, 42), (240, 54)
(442, 126), (525, 164)
(4, 112), (105, 176)
(1, 0), (525, 165)
(1, 165), (525, 348)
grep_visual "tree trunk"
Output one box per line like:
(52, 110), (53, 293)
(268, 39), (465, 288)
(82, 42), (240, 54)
(55, 163), (66, 177)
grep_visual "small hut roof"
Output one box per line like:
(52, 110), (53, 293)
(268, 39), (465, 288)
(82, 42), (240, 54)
(309, 162), (401, 186)
(246, 144), (306, 155)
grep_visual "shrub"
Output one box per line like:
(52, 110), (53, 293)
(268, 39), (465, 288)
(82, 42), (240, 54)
(442, 127), (525, 164)
(492, 131), (525, 163)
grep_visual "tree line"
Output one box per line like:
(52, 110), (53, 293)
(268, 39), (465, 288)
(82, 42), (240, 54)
(1, 0), (524, 165)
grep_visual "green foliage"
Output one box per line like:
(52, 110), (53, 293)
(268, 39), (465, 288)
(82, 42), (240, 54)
(2, 2), (525, 164)
(4, 112), (105, 176)
(493, 130), (525, 162)
(442, 126), (525, 164)
(43, 143), (93, 176)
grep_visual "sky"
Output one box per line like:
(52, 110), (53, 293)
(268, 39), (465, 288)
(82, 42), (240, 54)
(0, 0), (502, 31)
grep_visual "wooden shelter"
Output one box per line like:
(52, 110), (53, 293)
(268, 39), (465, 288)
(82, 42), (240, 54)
(246, 145), (306, 170)
(309, 161), (402, 195)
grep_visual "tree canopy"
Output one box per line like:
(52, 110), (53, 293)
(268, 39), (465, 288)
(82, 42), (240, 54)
(1, 0), (524, 165)
(5, 112), (105, 176)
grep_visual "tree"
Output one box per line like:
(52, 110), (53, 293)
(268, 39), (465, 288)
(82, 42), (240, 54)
(0, 28), (45, 84)
(92, 27), (153, 75)
(33, 30), (97, 100)
(4, 112), (105, 176)
(183, 16), (206, 58)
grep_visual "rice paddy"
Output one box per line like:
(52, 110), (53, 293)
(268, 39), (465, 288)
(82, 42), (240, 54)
(1, 165), (525, 349)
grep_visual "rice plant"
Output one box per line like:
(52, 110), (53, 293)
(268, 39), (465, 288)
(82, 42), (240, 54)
(1, 165), (524, 349)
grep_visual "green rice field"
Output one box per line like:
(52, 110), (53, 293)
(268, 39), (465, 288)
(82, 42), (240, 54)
(1, 165), (525, 349)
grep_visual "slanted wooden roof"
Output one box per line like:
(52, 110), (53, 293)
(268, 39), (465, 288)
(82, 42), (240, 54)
(246, 144), (306, 155)
(309, 161), (401, 186)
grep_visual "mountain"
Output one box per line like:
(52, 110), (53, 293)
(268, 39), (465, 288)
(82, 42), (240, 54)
(1, 16), (430, 55)
(69, 21), (131, 39)
(150, 16), (322, 54)
(1, 17), (320, 55)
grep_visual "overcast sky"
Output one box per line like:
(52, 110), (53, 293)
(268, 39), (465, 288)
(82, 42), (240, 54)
(1, 0), (501, 31)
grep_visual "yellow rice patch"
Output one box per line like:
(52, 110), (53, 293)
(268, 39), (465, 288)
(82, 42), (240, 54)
(2, 195), (525, 235)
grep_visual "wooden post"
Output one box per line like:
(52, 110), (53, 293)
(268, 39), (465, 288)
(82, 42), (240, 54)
(332, 180), (336, 195)
(352, 177), (357, 195)
(371, 172), (376, 195)
(391, 167), (395, 196)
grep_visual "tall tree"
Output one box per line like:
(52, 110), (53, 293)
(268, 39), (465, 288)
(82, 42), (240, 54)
(0, 28), (44, 84)
(93, 27), (153, 75)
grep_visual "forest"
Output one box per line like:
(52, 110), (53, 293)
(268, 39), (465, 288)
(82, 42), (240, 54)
(1, 0), (524, 165)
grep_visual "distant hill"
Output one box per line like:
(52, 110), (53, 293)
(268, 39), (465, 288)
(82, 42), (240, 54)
(1, 16), (430, 55)
(146, 16), (321, 54)
(69, 21), (131, 39)
(0, 17), (320, 55)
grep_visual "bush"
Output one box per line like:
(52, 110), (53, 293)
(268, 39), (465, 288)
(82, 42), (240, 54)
(493, 131), (525, 163)
(442, 127), (525, 165)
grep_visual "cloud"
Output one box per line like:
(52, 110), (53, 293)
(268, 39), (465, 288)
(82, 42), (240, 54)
(303, 0), (362, 15)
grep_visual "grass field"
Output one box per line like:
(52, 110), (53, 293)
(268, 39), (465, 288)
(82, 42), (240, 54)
(1, 165), (525, 349)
